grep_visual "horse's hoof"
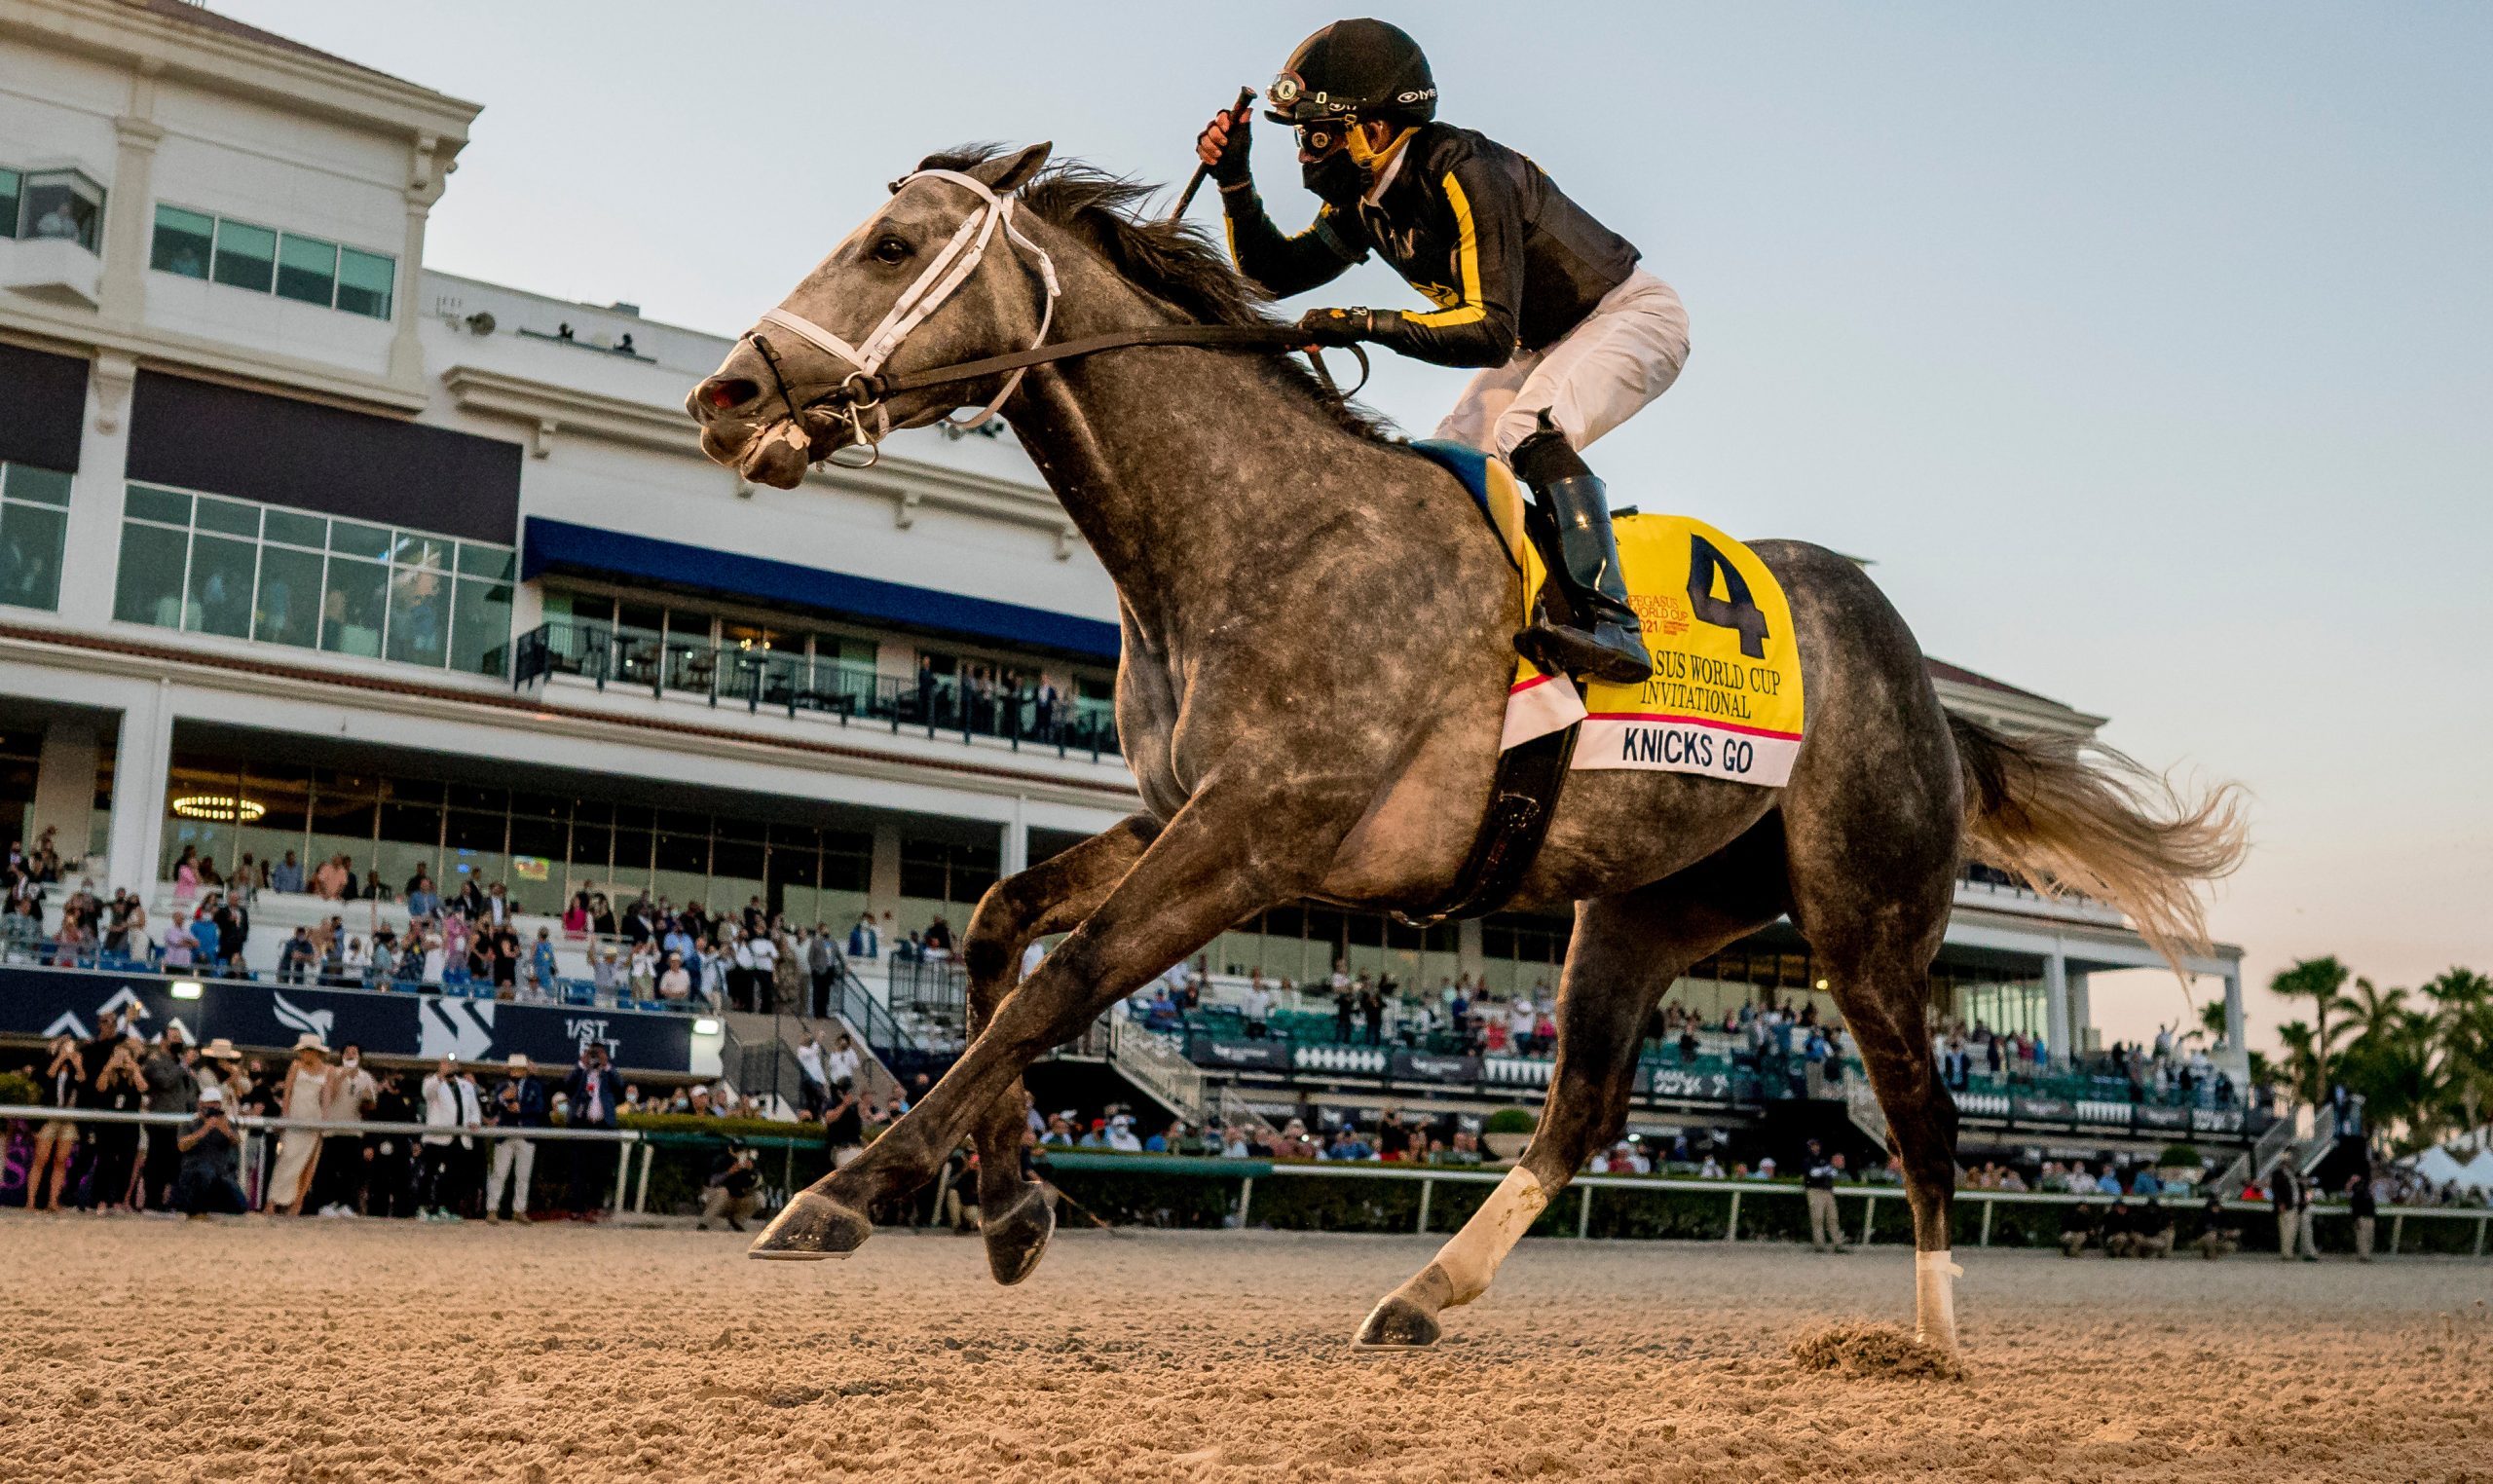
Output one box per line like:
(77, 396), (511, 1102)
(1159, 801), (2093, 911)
(1352, 1292), (1442, 1353)
(748, 1191), (872, 1261)
(983, 1186), (1056, 1286)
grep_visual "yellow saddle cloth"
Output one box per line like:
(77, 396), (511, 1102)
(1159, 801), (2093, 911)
(1470, 458), (1807, 788)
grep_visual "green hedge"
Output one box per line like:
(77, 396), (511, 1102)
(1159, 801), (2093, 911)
(0, 1070), (37, 1107)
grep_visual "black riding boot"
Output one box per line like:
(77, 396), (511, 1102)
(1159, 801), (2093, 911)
(1509, 422), (1653, 685)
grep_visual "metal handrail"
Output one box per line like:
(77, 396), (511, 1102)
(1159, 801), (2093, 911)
(510, 617), (1120, 760)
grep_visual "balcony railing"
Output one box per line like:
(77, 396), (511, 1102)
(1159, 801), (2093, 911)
(512, 618), (1120, 760)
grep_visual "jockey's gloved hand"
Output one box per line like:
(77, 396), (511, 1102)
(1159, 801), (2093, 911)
(1295, 306), (1408, 350)
(1198, 108), (1252, 188)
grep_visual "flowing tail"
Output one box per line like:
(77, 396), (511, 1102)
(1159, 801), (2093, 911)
(1948, 713), (2248, 973)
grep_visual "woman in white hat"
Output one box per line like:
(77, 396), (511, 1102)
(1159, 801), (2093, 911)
(266, 1036), (334, 1216)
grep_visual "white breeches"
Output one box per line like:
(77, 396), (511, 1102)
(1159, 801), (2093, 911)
(1433, 268), (1691, 458)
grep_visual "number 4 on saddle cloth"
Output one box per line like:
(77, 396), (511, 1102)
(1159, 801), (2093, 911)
(1395, 441), (1808, 923)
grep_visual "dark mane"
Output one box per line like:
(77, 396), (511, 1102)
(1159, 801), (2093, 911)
(917, 146), (1396, 444)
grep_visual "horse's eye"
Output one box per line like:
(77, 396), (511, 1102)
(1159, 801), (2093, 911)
(872, 236), (911, 265)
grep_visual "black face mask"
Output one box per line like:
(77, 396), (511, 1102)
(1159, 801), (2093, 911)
(1300, 149), (1365, 204)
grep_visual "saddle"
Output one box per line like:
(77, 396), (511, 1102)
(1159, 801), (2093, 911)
(1398, 440), (1808, 924)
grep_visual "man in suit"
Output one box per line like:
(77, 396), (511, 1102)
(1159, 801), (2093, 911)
(562, 1041), (620, 1219)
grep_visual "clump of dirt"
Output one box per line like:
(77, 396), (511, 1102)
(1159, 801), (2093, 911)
(1788, 1321), (1964, 1381)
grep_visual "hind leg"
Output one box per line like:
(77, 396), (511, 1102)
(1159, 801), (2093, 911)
(1781, 768), (1965, 1344)
(1357, 845), (1784, 1349)
(957, 815), (1159, 1284)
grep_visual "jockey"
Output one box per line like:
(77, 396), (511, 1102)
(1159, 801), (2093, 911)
(1198, 18), (1686, 686)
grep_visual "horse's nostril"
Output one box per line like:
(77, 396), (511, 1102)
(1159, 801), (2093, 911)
(702, 378), (762, 412)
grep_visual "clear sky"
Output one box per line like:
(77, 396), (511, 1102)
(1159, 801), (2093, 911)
(217, 2), (2493, 1053)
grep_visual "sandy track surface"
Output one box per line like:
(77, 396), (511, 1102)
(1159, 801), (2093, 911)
(3, 1213), (2486, 1482)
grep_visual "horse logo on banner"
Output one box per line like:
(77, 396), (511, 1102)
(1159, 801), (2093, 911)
(270, 991), (336, 1045)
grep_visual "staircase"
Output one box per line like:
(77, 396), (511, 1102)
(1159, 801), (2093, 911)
(1844, 1075), (1892, 1154)
(1103, 1016), (1207, 1124)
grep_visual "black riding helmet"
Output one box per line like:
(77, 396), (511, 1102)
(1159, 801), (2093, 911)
(1264, 18), (1436, 131)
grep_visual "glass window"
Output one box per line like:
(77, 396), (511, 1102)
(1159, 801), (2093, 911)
(210, 219), (276, 292)
(3, 464), (71, 506)
(0, 501), (65, 611)
(385, 561), (449, 667)
(193, 496), (259, 538)
(319, 555), (386, 656)
(262, 508), (324, 548)
(252, 545), (322, 649)
(328, 519), (390, 560)
(151, 205), (214, 278)
(113, 521), (187, 627)
(449, 577), (512, 678)
(21, 170), (103, 252)
(276, 233), (338, 306)
(337, 247), (394, 318)
(185, 533), (255, 638)
(126, 485), (190, 526)
(456, 542), (515, 580)
(0, 168), (19, 237)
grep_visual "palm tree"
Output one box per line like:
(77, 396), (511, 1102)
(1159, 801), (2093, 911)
(2269, 957), (2352, 1097)
(2275, 1020), (2324, 1106)
(2425, 968), (2493, 1148)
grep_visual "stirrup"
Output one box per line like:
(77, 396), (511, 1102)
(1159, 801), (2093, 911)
(1515, 618), (1652, 686)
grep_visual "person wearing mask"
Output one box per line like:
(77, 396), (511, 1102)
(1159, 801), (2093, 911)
(80, 1033), (148, 1212)
(314, 1046), (378, 1216)
(418, 1057), (476, 1221)
(484, 1055), (548, 1222)
(562, 1042), (620, 1219)
(2270, 1165), (2317, 1261)
(2348, 1172), (2379, 1262)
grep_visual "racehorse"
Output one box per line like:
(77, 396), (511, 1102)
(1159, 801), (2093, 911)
(688, 142), (2244, 1354)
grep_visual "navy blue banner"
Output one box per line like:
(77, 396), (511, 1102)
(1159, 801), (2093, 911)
(1390, 1050), (1481, 1085)
(0, 966), (693, 1074)
(1188, 1037), (1292, 1072)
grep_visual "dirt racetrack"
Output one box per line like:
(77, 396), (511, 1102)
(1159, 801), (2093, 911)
(4, 1213), (2487, 1483)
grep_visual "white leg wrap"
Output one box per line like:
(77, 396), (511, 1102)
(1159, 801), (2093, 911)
(1432, 1167), (1549, 1306)
(1915, 1249), (1964, 1349)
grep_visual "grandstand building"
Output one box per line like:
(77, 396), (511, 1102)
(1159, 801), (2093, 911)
(0, 2), (2246, 1159)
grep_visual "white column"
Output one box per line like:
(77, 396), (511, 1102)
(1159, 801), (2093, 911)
(1000, 796), (1028, 876)
(2042, 946), (2071, 1068)
(28, 719), (102, 867)
(2065, 971), (2092, 1058)
(2222, 972), (2245, 1052)
(866, 820), (903, 921)
(1456, 918), (1486, 981)
(386, 137), (443, 390)
(104, 680), (173, 900)
(95, 63), (164, 325)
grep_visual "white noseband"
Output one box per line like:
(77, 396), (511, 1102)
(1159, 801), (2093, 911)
(758, 167), (1060, 445)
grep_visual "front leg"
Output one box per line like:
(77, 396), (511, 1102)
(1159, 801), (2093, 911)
(957, 814), (1161, 1283)
(752, 780), (1347, 1260)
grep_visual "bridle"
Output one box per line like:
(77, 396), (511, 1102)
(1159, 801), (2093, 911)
(733, 167), (1365, 470)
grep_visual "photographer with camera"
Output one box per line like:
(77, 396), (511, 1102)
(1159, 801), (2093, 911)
(173, 1085), (248, 1216)
(696, 1139), (762, 1232)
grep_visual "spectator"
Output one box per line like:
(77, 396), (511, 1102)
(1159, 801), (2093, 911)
(824, 1031), (862, 1092)
(529, 929), (559, 1000)
(656, 950), (691, 1002)
(1803, 1141), (1846, 1252)
(139, 1026), (200, 1210)
(2348, 1173), (2378, 1262)
(309, 1046), (378, 1215)
(270, 850), (305, 894)
(311, 854), (349, 900)
(846, 912), (880, 960)
(485, 1055), (547, 1222)
(696, 1141), (763, 1232)
(78, 1031), (147, 1212)
(2270, 1165), (2316, 1261)
(561, 1043), (620, 1218)
(794, 1030), (831, 1118)
(2191, 1190), (2240, 1259)
(807, 927), (840, 1018)
(2101, 1196), (2138, 1257)
(824, 1079), (866, 1163)
(418, 1057), (472, 1221)
(24, 1034), (82, 1211)
(2060, 1201), (2100, 1257)
(173, 1087), (248, 1216)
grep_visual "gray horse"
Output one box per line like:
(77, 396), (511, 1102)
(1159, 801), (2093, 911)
(688, 143), (2243, 1354)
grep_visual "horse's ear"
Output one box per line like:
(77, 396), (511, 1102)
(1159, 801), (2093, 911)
(965, 141), (1052, 195)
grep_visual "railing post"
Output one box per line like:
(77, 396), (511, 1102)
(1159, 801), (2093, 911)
(1417, 1176), (1433, 1234)
(1860, 1192), (1876, 1247)
(2476, 1213), (2487, 1259)
(635, 1142), (653, 1214)
(2390, 1212), (2403, 1256)
(1725, 1188), (1740, 1242)
(1578, 1182), (1593, 1240)
(612, 1137), (633, 1215)
(1237, 1175), (1254, 1228)
(1979, 1197), (1994, 1247)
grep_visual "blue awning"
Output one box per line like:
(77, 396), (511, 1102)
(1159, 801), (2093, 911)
(520, 516), (1121, 660)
